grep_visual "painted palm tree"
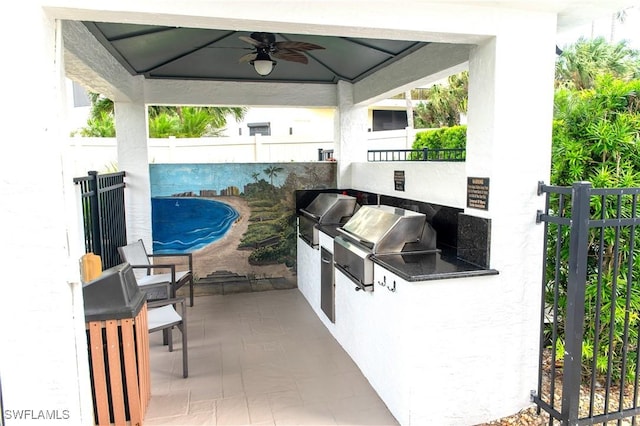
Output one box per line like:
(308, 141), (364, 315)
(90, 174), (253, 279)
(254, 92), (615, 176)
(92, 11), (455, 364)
(263, 165), (284, 186)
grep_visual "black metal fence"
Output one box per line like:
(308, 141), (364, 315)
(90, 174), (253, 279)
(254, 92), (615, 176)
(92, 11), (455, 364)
(367, 148), (465, 162)
(534, 181), (640, 425)
(317, 148), (466, 162)
(73, 171), (127, 270)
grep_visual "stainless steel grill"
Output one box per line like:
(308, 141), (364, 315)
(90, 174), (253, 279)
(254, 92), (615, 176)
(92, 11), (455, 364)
(298, 193), (357, 247)
(334, 204), (437, 290)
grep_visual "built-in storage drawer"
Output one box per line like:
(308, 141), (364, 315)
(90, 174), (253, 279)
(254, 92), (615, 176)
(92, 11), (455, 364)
(320, 247), (335, 323)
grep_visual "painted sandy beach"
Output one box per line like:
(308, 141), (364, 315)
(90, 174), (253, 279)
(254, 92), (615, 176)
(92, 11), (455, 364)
(160, 195), (294, 282)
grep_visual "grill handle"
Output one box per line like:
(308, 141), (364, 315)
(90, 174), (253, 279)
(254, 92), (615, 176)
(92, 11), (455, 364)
(300, 209), (321, 221)
(335, 262), (373, 292)
(336, 227), (375, 250)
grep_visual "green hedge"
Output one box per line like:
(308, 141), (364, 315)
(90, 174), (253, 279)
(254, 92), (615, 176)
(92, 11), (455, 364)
(412, 125), (467, 150)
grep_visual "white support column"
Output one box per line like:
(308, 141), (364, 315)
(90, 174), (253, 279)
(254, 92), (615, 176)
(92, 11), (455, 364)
(1, 6), (93, 425)
(334, 81), (368, 188)
(115, 99), (153, 249)
(461, 11), (557, 420)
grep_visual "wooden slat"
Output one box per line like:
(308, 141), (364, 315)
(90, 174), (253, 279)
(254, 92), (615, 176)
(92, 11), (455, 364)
(86, 306), (151, 426)
(88, 322), (110, 426)
(135, 303), (151, 413)
(120, 319), (142, 425)
(105, 320), (126, 426)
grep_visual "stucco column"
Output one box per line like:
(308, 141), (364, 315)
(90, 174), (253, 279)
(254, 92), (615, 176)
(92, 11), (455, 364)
(1, 6), (93, 424)
(115, 100), (153, 248)
(464, 11), (557, 416)
(334, 80), (368, 188)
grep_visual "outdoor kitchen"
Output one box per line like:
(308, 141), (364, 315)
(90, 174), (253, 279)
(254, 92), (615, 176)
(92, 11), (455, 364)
(296, 188), (498, 424)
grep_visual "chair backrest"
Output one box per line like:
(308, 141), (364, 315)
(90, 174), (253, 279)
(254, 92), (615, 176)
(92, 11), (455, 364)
(118, 239), (151, 279)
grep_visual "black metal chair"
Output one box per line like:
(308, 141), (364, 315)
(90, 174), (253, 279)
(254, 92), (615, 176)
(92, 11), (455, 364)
(147, 293), (188, 378)
(118, 239), (195, 306)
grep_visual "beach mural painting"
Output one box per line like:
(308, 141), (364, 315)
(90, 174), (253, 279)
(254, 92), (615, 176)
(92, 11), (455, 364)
(152, 197), (239, 253)
(149, 162), (337, 284)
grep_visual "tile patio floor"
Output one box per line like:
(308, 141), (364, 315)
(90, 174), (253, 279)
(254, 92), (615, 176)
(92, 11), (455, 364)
(144, 288), (399, 425)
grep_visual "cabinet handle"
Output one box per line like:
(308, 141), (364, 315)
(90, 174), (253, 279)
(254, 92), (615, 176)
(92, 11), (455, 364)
(321, 257), (332, 263)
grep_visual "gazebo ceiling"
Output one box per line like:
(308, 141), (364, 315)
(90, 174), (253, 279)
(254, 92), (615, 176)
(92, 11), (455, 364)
(83, 22), (430, 85)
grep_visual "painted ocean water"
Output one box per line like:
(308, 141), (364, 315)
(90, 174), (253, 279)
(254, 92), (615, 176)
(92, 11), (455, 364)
(152, 197), (239, 253)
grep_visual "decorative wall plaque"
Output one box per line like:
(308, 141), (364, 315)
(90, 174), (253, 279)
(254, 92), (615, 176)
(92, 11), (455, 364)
(394, 170), (405, 191)
(467, 177), (489, 210)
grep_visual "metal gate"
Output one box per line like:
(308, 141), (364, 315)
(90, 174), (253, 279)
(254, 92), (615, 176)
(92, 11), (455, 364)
(73, 171), (127, 270)
(534, 181), (640, 425)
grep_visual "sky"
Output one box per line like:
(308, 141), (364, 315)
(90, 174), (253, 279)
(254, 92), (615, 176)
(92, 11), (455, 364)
(556, 5), (640, 50)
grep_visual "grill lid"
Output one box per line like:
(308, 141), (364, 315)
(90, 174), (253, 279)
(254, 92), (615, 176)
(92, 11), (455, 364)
(338, 204), (431, 254)
(300, 193), (357, 224)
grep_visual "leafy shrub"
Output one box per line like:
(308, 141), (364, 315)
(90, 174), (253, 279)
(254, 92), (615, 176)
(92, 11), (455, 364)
(414, 128), (443, 150)
(413, 125), (467, 150)
(548, 76), (640, 384)
(441, 126), (467, 149)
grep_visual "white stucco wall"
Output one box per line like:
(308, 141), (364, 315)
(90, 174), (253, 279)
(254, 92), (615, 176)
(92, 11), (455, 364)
(1, 5), (93, 425)
(350, 161), (467, 208)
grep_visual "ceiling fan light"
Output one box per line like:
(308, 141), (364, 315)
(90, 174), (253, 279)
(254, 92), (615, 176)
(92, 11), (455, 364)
(253, 60), (275, 76)
(250, 51), (276, 76)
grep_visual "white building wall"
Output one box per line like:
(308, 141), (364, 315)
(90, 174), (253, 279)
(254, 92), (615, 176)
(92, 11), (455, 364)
(223, 107), (335, 139)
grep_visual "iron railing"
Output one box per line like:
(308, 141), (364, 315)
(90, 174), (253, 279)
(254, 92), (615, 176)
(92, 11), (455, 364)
(534, 181), (640, 425)
(73, 171), (127, 270)
(367, 148), (465, 162)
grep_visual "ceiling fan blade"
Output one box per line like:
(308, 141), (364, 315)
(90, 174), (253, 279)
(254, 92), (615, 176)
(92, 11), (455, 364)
(239, 36), (262, 47)
(273, 49), (309, 64)
(238, 52), (257, 63)
(275, 41), (324, 52)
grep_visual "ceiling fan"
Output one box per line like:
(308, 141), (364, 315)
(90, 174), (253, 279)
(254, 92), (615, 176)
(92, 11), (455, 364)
(238, 32), (325, 76)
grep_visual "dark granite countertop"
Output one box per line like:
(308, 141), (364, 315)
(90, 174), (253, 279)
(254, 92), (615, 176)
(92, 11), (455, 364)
(317, 224), (498, 282)
(372, 250), (498, 282)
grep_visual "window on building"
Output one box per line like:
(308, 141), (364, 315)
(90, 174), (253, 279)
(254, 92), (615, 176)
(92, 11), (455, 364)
(372, 110), (408, 131)
(248, 122), (271, 136)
